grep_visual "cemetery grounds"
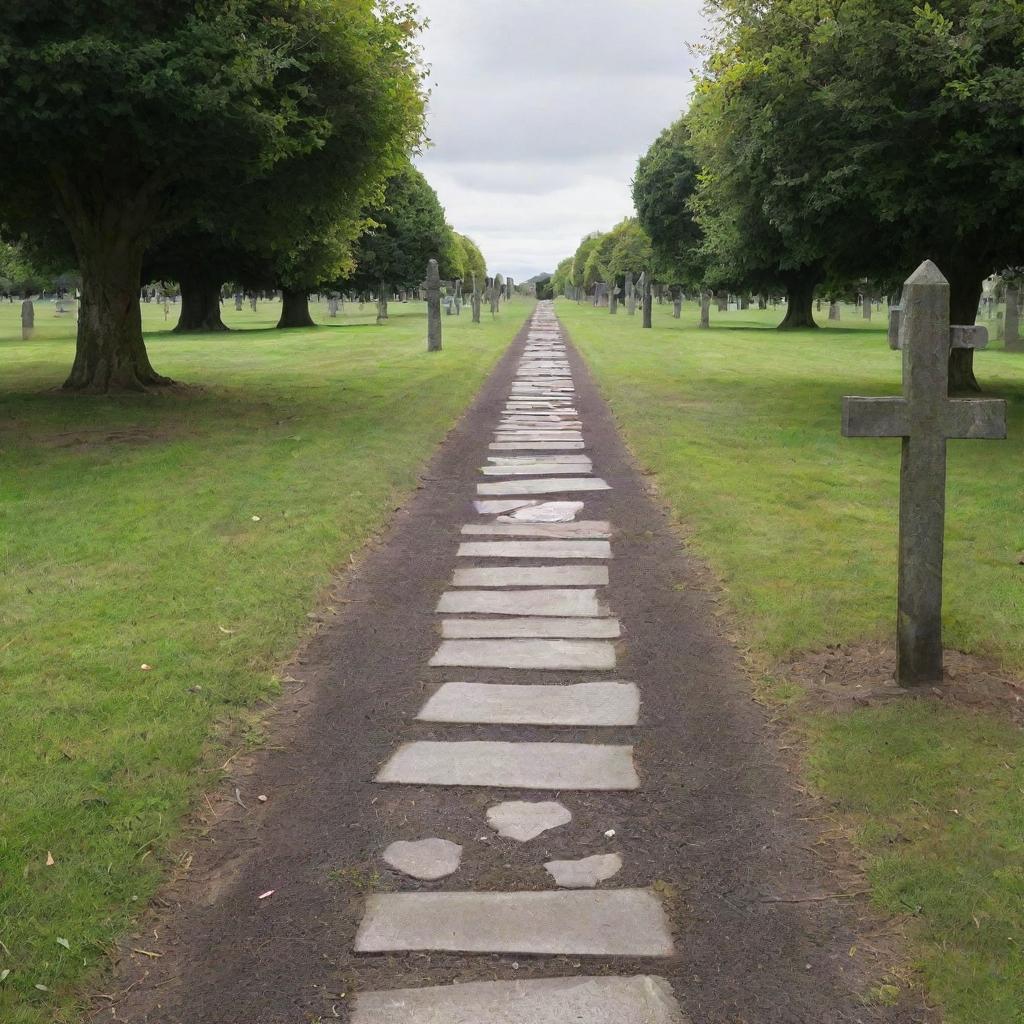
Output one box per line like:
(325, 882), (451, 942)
(0, 295), (535, 1023)
(557, 296), (1024, 1022)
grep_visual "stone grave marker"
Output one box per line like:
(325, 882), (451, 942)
(425, 259), (442, 352)
(842, 260), (1006, 684)
(21, 296), (34, 339)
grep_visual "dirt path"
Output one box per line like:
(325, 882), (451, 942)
(107, 304), (932, 1023)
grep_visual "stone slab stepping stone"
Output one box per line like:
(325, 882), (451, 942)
(462, 521), (610, 539)
(473, 499), (538, 514)
(441, 617), (620, 639)
(487, 456), (588, 466)
(490, 442), (586, 451)
(480, 463), (592, 476)
(545, 853), (623, 888)
(382, 839), (462, 881)
(451, 565), (609, 587)
(457, 540), (611, 559)
(499, 500), (584, 521)
(354, 889), (671, 956)
(350, 975), (688, 1024)
(376, 740), (637, 789)
(487, 799), (571, 840)
(436, 588), (607, 618)
(418, 681), (638, 725)
(477, 479), (610, 496)
(430, 638), (616, 670)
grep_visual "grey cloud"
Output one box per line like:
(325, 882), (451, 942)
(414, 0), (707, 280)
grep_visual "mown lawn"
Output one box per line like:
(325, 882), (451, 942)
(0, 295), (532, 1022)
(560, 297), (1024, 1022)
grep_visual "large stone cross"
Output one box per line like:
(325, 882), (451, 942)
(425, 258), (442, 352)
(842, 260), (1006, 685)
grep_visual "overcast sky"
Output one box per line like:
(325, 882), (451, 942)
(414, 0), (709, 282)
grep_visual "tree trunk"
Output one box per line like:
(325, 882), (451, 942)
(278, 288), (314, 329)
(947, 271), (986, 392)
(642, 280), (653, 328)
(64, 238), (171, 392)
(700, 290), (711, 329)
(175, 271), (228, 333)
(1004, 286), (1022, 352)
(609, 286), (618, 314)
(778, 271), (819, 330)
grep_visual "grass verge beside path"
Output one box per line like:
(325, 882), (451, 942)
(560, 297), (1024, 1022)
(0, 296), (533, 1023)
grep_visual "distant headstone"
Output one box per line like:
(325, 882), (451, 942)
(328, 295), (339, 317)
(426, 259), (442, 352)
(672, 289), (682, 319)
(625, 272), (636, 316)
(862, 293), (872, 320)
(249, 295), (257, 312)
(234, 292), (243, 311)
(21, 297), (34, 340)
(1004, 285), (1021, 352)
(842, 260), (1007, 685)
(471, 274), (482, 323)
(608, 281), (619, 315)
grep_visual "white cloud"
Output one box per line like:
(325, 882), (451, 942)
(413, 0), (708, 280)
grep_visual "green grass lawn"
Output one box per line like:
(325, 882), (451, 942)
(560, 296), (1024, 1022)
(0, 294), (533, 1022)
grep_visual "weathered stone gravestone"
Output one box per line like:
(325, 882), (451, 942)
(608, 280), (619, 314)
(672, 288), (682, 319)
(234, 292), (244, 311)
(699, 289), (711, 329)
(21, 296), (34, 339)
(471, 274), (482, 323)
(1004, 284), (1021, 351)
(862, 292), (872, 320)
(828, 300), (840, 321)
(454, 278), (463, 315)
(842, 260), (1007, 685)
(425, 259), (442, 352)
(625, 272), (636, 315)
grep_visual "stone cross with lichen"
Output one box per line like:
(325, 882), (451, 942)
(842, 260), (1006, 685)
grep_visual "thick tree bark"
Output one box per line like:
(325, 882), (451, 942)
(175, 271), (228, 333)
(778, 271), (819, 330)
(277, 288), (315, 329)
(642, 280), (653, 328)
(64, 239), (172, 392)
(947, 271), (986, 393)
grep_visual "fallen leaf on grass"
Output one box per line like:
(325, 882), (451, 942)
(258, 890), (275, 900)
(45, 851), (55, 866)
(140, 664), (152, 671)
(218, 626), (236, 635)
(56, 938), (70, 950)
(131, 948), (162, 959)
(0, 970), (10, 983)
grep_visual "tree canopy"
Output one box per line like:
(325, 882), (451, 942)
(344, 164), (455, 295)
(688, 0), (1024, 380)
(0, 0), (427, 391)
(632, 118), (704, 288)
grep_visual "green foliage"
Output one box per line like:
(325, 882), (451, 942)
(458, 234), (487, 285)
(633, 118), (704, 287)
(571, 232), (605, 290)
(345, 164), (452, 293)
(606, 218), (654, 280)
(690, 0), (1024, 313)
(551, 256), (575, 296)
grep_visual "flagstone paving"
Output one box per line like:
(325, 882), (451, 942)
(417, 681), (639, 725)
(111, 303), (926, 1024)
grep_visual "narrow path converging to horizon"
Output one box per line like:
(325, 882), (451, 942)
(111, 303), (929, 1023)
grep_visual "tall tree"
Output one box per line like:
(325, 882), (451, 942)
(692, 0), (1024, 386)
(633, 118), (705, 290)
(0, 0), (426, 391)
(344, 164), (453, 297)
